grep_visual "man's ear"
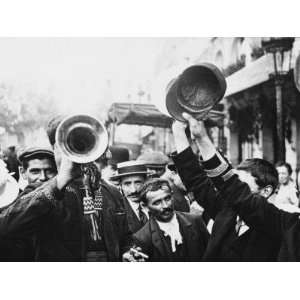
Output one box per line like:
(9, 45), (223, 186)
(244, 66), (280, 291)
(20, 166), (28, 180)
(260, 185), (273, 198)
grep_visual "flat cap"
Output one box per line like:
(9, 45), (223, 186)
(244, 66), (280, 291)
(137, 151), (169, 168)
(18, 146), (54, 163)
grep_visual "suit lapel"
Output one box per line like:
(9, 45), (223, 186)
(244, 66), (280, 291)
(150, 218), (172, 260)
(123, 198), (141, 232)
(176, 212), (196, 259)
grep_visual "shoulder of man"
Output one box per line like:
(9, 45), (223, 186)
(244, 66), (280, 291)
(176, 210), (201, 220)
(176, 211), (208, 231)
(133, 220), (152, 242)
(100, 180), (125, 210)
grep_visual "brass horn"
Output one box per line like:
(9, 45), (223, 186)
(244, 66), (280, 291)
(55, 114), (109, 164)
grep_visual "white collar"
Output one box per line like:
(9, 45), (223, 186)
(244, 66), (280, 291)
(127, 199), (149, 219)
(156, 214), (183, 252)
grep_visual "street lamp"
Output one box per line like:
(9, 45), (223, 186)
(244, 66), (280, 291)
(261, 37), (295, 162)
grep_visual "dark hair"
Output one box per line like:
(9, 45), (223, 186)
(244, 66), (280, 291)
(139, 178), (172, 204)
(237, 158), (278, 193)
(46, 115), (65, 146)
(22, 154), (57, 171)
(275, 161), (292, 176)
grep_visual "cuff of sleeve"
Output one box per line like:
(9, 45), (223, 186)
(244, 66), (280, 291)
(202, 152), (234, 187)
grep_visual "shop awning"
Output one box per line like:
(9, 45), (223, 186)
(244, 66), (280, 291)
(106, 102), (225, 128)
(225, 55), (274, 97)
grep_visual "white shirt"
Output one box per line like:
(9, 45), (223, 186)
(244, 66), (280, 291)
(236, 216), (249, 236)
(274, 181), (299, 207)
(127, 200), (149, 220)
(156, 214), (183, 252)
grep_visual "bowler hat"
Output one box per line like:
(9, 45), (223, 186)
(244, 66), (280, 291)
(108, 146), (130, 166)
(18, 147), (54, 164)
(110, 160), (149, 180)
(166, 63), (226, 122)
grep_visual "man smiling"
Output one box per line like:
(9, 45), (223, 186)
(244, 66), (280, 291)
(131, 178), (209, 261)
(18, 147), (57, 186)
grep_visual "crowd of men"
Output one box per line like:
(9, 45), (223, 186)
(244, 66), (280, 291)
(0, 112), (300, 262)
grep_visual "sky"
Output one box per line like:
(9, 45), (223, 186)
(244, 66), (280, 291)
(0, 37), (210, 143)
(0, 38), (165, 114)
(0, 38), (210, 114)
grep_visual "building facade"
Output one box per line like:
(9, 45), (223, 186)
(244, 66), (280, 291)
(197, 37), (300, 173)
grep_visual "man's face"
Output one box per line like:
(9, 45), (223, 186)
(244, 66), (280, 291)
(120, 175), (145, 203)
(276, 166), (290, 185)
(21, 158), (57, 185)
(146, 187), (174, 222)
(235, 169), (260, 193)
(235, 169), (272, 198)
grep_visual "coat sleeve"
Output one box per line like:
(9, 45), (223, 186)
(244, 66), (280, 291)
(195, 214), (210, 248)
(102, 182), (133, 255)
(132, 227), (152, 257)
(201, 153), (299, 240)
(0, 177), (63, 238)
(173, 147), (224, 219)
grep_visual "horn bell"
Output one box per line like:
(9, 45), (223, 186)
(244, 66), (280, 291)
(56, 114), (109, 164)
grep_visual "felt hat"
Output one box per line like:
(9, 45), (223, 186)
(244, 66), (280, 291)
(108, 146), (130, 166)
(166, 63), (226, 122)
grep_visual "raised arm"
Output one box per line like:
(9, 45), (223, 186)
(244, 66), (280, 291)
(182, 113), (298, 239)
(0, 155), (80, 238)
(172, 120), (224, 219)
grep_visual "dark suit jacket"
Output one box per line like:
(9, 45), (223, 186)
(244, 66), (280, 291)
(0, 179), (131, 261)
(171, 185), (190, 213)
(133, 211), (209, 262)
(174, 147), (281, 261)
(219, 171), (300, 261)
(122, 198), (145, 234)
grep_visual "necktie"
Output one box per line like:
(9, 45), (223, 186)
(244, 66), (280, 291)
(138, 204), (148, 225)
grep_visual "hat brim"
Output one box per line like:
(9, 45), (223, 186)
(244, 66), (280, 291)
(166, 63), (227, 122)
(0, 176), (19, 208)
(110, 171), (149, 181)
(166, 81), (221, 122)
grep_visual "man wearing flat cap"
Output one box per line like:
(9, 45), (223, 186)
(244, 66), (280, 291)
(0, 115), (132, 262)
(137, 151), (169, 178)
(0, 146), (57, 261)
(111, 160), (149, 234)
(18, 147), (57, 187)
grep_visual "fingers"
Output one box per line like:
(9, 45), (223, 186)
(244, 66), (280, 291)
(182, 112), (198, 127)
(130, 247), (149, 260)
(122, 250), (147, 262)
(182, 112), (194, 123)
(122, 252), (135, 262)
(171, 120), (187, 136)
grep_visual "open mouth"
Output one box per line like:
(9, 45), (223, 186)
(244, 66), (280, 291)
(162, 210), (172, 216)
